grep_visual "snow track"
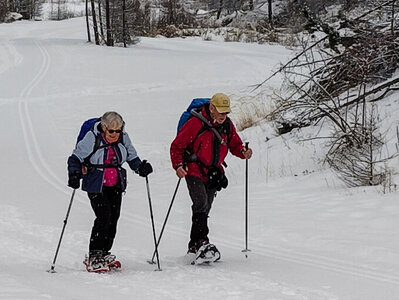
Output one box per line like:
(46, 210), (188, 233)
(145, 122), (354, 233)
(218, 236), (399, 285)
(18, 40), (67, 194)
(20, 40), (50, 97)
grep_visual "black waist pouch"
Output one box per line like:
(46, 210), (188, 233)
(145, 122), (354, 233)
(206, 166), (228, 191)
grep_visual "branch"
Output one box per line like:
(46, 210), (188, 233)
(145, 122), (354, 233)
(254, 0), (396, 90)
(251, 36), (329, 91)
(340, 77), (399, 109)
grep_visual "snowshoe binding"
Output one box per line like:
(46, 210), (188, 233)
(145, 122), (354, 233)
(104, 252), (121, 269)
(83, 252), (109, 273)
(194, 243), (221, 265)
(83, 251), (121, 272)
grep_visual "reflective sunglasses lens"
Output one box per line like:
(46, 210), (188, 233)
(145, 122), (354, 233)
(108, 129), (122, 134)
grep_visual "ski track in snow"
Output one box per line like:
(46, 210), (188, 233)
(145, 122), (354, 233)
(13, 35), (399, 290)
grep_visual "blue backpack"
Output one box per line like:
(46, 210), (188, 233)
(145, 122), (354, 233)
(177, 98), (210, 133)
(75, 117), (104, 167)
(76, 117), (101, 145)
(177, 98), (230, 147)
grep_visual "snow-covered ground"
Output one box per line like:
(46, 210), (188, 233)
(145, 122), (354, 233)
(1, 17), (399, 300)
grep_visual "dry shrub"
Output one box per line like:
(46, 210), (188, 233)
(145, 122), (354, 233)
(231, 92), (275, 131)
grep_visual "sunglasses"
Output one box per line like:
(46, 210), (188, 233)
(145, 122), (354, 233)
(106, 128), (122, 134)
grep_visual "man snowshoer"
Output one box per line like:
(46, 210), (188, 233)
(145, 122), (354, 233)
(67, 111), (153, 272)
(170, 93), (253, 261)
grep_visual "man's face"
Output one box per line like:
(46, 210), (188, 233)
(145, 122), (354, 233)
(210, 104), (228, 124)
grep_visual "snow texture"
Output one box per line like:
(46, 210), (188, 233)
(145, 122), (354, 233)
(0, 17), (398, 300)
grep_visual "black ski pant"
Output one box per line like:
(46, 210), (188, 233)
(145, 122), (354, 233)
(88, 186), (122, 254)
(185, 175), (217, 250)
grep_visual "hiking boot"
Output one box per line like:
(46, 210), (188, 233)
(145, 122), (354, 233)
(84, 251), (109, 273)
(187, 246), (197, 254)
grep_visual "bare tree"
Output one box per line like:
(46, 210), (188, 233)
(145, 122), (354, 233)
(105, 0), (113, 46)
(268, 0), (272, 27)
(325, 105), (391, 187)
(122, 0), (126, 47)
(217, 0), (223, 19)
(15, 0), (44, 19)
(97, 0), (104, 39)
(85, 0), (91, 42)
(266, 1), (399, 186)
(91, 0), (100, 44)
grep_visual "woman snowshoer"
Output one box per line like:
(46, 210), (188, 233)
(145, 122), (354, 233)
(67, 111), (153, 272)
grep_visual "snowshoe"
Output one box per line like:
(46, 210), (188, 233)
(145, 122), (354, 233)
(194, 243), (221, 265)
(83, 253), (109, 273)
(104, 253), (121, 269)
(183, 246), (197, 265)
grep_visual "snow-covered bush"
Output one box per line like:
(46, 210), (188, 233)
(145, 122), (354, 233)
(4, 12), (23, 23)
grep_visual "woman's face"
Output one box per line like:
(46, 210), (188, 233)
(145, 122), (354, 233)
(103, 123), (122, 143)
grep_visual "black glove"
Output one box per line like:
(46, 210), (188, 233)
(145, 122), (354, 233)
(68, 172), (81, 189)
(138, 160), (153, 177)
(220, 173), (228, 189)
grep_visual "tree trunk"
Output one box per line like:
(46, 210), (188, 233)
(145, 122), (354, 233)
(122, 0), (126, 47)
(98, 0), (104, 40)
(217, 0), (223, 19)
(268, 0), (273, 27)
(391, 0), (396, 37)
(105, 0), (113, 46)
(91, 0), (100, 45)
(111, 0), (115, 46)
(57, 0), (61, 20)
(85, 0), (91, 42)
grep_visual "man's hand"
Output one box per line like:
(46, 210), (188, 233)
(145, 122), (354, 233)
(242, 148), (252, 159)
(176, 165), (187, 178)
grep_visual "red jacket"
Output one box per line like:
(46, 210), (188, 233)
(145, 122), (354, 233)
(170, 104), (245, 182)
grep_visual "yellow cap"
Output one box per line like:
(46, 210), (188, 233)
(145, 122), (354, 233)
(210, 93), (231, 113)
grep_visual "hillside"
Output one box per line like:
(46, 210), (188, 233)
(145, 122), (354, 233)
(0, 16), (398, 300)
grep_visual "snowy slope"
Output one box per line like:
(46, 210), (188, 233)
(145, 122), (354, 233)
(0, 17), (399, 300)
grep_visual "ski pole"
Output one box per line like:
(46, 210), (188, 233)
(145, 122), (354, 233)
(48, 189), (76, 273)
(242, 142), (251, 257)
(148, 178), (181, 264)
(145, 176), (162, 271)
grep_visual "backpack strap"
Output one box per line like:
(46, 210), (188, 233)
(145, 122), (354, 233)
(82, 131), (123, 169)
(190, 110), (226, 145)
(185, 109), (229, 170)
